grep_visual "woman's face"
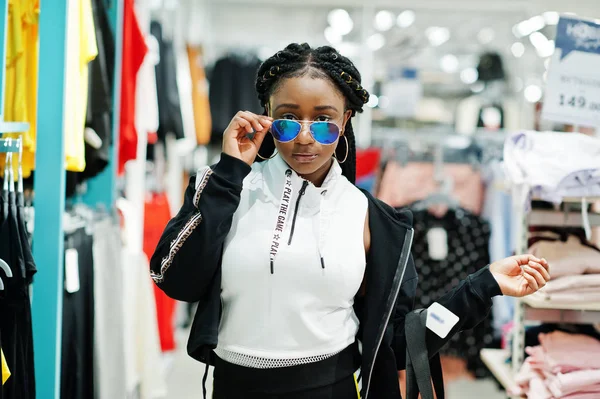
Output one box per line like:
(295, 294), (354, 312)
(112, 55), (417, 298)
(268, 76), (352, 186)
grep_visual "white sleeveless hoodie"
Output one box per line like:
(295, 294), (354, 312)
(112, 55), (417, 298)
(214, 154), (368, 368)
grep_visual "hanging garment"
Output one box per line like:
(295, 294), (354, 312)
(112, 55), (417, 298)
(16, 192), (36, 282)
(1, 0), (40, 178)
(481, 160), (515, 338)
(0, 191), (35, 399)
(409, 207), (495, 378)
(82, 0), (115, 179)
(134, 3), (159, 149)
(208, 53), (262, 143)
(64, 0), (99, 172)
(61, 228), (95, 399)
(93, 218), (127, 399)
(186, 45), (212, 146)
(1, 349), (9, 385)
(151, 21), (185, 143)
(117, 0), (148, 175)
(143, 193), (177, 352)
(378, 161), (485, 215)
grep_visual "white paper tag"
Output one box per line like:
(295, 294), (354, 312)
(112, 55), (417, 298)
(427, 228), (448, 260)
(426, 302), (459, 339)
(65, 249), (80, 294)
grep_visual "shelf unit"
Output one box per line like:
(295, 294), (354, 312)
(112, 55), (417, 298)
(480, 349), (514, 391)
(481, 195), (600, 397)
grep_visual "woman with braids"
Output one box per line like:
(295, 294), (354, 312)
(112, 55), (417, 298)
(150, 43), (549, 399)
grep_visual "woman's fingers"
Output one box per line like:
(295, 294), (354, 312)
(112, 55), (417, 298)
(523, 263), (546, 290)
(528, 260), (550, 283)
(522, 271), (540, 292)
(239, 111), (271, 133)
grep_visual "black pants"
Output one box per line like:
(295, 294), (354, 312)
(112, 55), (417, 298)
(213, 343), (361, 399)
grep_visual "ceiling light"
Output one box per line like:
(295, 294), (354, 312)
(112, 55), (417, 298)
(513, 15), (546, 38)
(440, 54), (459, 73)
(397, 10), (416, 28)
(426, 27), (450, 47)
(511, 42), (525, 58)
(538, 39), (555, 58)
(324, 27), (343, 45)
(460, 67), (479, 84)
(375, 10), (395, 32)
(366, 95), (379, 108)
(328, 9), (354, 35)
(477, 28), (496, 44)
(543, 11), (560, 25)
(367, 33), (386, 51)
(529, 31), (548, 47)
(471, 83), (485, 93)
(529, 32), (554, 57)
(524, 84), (543, 103)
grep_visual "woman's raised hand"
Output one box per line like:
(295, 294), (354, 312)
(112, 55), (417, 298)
(222, 111), (273, 166)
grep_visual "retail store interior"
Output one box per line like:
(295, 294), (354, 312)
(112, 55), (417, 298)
(0, 0), (600, 398)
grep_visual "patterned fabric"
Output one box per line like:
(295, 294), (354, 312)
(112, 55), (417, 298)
(409, 207), (495, 378)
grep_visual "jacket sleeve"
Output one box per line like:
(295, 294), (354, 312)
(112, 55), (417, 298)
(394, 257), (502, 370)
(149, 153), (251, 302)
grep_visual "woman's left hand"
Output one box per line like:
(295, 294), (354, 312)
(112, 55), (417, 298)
(490, 255), (550, 297)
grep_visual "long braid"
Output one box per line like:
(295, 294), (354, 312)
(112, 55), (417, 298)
(254, 43), (369, 184)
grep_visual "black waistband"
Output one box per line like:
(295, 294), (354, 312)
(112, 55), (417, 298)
(213, 342), (361, 394)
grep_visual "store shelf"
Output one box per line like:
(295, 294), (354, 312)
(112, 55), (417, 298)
(528, 209), (600, 227)
(522, 296), (600, 324)
(480, 349), (514, 391)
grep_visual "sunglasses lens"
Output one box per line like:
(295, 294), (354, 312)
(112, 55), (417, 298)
(311, 122), (340, 145)
(271, 120), (301, 142)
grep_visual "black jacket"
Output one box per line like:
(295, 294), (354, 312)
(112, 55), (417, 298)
(149, 154), (502, 399)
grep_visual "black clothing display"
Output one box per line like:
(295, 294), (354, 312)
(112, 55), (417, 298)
(60, 228), (95, 399)
(409, 207), (495, 378)
(151, 21), (184, 143)
(0, 190), (36, 399)
(208, 54), (262, 143)
(149, 153), (502, 399)
(66, 0), (116, 197)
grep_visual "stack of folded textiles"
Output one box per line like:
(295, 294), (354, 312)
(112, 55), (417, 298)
(512, 331), (600, 399)
(528, 234), (600, 305)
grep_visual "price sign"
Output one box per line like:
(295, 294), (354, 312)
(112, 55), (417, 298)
(542, 16), (600, 127)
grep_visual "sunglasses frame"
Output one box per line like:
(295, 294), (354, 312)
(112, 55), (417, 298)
(270, 119), (343, 145)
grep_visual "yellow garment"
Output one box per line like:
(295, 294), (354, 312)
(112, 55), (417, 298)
(1, 349), (10, 385)
(186, 45), (212, 146)
(1, 0), (40, 178)
(64, 0), (98, 172)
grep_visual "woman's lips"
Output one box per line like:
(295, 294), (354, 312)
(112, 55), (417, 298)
(292, 153), (318, 163)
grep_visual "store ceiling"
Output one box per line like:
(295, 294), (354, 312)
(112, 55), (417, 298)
(175, 0), (599, 97)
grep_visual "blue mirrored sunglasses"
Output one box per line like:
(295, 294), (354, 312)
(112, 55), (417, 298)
(270, 120), (341, 145)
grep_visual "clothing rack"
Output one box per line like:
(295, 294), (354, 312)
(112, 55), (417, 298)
(25, 1), (125, 397)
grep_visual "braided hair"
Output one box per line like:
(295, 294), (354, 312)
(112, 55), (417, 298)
(254, 43), (370, 184)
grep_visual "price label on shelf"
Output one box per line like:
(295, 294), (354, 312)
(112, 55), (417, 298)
(542, 16), (600, 127)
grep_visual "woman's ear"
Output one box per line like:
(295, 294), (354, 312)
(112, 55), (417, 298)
(341, 110), (352, 135)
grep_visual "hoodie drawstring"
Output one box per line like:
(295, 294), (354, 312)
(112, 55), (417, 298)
(269, 170), (294, 274)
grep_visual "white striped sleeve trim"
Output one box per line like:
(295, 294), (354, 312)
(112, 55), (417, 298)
(193, 166), (213, 208)
(151, 211), (203, 284)
(150, 167), (212, 284)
